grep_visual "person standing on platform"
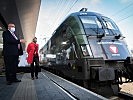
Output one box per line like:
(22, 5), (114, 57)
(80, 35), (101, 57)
(2, 23), (25, 85)
(27, 37), (39, 80)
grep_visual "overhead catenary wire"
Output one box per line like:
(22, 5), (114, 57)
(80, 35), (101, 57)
(56, 0), (74, 23)
(63, 0), (79, 18)
(46, 0), (64, 35)
(54, 0), (79, 27)
(48, 0), (79, 34)
(117, 13), (133, 23)
(111, 1), (133, 17)
(56, 0), (78, 23)
(51, 0), (69, 27)
(109, 1), (133, 24)
(38, 1), (64, 47)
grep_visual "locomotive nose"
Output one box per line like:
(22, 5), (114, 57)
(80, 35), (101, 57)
(97, 40), (131, 60)
(91, 67), (115, 81)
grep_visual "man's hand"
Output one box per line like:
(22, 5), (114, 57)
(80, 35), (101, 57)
(20, 39), (26, 43)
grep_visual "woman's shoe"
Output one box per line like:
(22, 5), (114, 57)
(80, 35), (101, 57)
(35, 76), (38, 79)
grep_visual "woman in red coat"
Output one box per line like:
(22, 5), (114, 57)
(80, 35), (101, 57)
(27, 37), (39, 79)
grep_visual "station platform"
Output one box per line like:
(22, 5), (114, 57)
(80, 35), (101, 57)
(0, 69), (107, 100)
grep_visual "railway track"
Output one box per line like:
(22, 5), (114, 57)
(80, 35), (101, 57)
(108, 92), (133, 100)
(41, 72), (79, 100)
(117, 91), (133, 100)
(41, 69), (108, 100)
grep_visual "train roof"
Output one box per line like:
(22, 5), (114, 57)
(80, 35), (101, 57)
(39, 11), (109, 50)
(52, 12), (104, 35)
(70, 11), (103, 17)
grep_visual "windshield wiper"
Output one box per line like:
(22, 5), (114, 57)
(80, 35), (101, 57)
(115, 34), (121, 39)
(88, 28), (105, 39)
(101, 17), (122, 39)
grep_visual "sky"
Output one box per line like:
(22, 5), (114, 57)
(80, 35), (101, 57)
(36, 0), (133, 50)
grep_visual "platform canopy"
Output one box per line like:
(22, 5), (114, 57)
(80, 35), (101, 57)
(0, 0), (41, 49)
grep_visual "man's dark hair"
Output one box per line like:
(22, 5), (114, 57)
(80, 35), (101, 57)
(33, 37), (37, 39)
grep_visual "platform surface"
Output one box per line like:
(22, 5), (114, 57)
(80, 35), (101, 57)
(0, 70), (107, 100)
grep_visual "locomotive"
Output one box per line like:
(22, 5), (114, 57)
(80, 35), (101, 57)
(40, 9), (133, 96)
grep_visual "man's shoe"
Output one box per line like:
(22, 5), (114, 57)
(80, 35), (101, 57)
(14, 79), (21, 82)
(6, 81), (12, 85)
(31, 77), (34, 80)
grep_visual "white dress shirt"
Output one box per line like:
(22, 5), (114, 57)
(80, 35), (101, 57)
(8, 29), (20, 49)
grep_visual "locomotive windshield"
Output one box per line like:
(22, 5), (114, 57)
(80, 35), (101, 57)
(101, 17), (119, 30)
(79, 16), (102, 29)
(79, 15), (105, 36)
(79, 15), (121, 36)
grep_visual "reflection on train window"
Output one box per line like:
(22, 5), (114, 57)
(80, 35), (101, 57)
(81, 45), (89, 56)
(102, 17), (119, 30)
(66, 27), (73, 39)
(79, 16), (102, 29)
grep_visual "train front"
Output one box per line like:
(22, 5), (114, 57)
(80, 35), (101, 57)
(78, 12), (133, 95)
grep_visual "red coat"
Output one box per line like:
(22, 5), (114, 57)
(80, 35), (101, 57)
(27, 42), (39, 64)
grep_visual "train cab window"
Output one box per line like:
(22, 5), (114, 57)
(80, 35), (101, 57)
(79, 16), (104, 36)
(79, 16), (102, 29)
(102, 17), (119, 30)
(101, 17), (121, 36)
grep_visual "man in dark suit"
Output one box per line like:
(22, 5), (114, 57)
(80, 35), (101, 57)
(2, 23), (25, 85)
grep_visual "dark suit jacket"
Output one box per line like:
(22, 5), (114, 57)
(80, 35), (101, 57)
(2, 30), (23, 56)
